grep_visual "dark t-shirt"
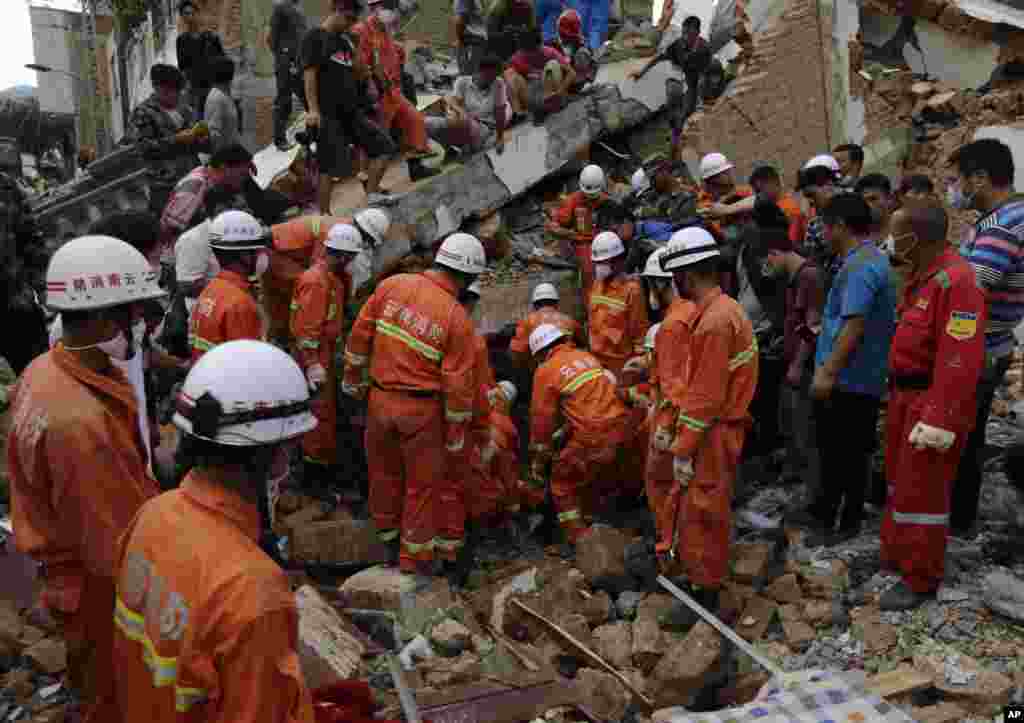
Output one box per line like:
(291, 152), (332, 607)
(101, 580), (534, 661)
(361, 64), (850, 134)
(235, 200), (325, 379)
(664, 36), (711, 76)
(301, 28), (360, 118)
(270, 0), (308, 56)
(176, 31), (224, 87)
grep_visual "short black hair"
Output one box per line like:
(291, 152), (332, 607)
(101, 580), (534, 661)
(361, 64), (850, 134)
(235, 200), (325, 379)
(821, 192), (874, 235)
(798, 164), (838, 191)
(683, 15), (701, 29)
(951, 138), (1015, 188)
(479, 53), (503, 70)
(89, 212), (161, 257)
(749, 165), (780, 186)
(178, 0), (196, 12)
(898, 174), (934, 196)
(833, 143), (864, 164)
(210, 55), (235, 87)
(898, 199), (948, 243)
(686, 255), (719, 278)
(151, 63), (184, 89)
(209, 143), (253, 168)
(854, 173), (892, 196)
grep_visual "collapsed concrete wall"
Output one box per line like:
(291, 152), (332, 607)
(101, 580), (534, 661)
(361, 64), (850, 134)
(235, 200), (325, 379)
(688, 0), (834, 181)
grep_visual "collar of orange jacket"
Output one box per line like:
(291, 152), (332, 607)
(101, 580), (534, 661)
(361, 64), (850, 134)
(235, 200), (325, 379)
(691, 284), (723, 318)
(52, 342), (139, 413)
(181, 470), (261, 541)
(215, 269), (254, 291)
(423, 269), (461, 298)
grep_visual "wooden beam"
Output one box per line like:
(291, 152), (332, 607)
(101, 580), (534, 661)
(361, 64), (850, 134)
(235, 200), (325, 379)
(865, 665), (933, 699)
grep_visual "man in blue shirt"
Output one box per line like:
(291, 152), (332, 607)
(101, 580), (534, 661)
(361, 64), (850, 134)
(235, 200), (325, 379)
(790, 193), (897, 544)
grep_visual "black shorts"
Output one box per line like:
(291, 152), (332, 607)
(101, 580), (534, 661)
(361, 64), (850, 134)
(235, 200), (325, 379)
(318, 111), (398, 178)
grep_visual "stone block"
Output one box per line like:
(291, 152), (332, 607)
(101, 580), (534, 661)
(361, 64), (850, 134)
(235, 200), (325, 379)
(799, 560), (848, 599)
(25, 638), (66, 674)
(574, 668), (632, 722)
(575, 526), (631, 590)
(782, 619), (815, 650)
(429, 619), (473, 657)
(632, 594), (674, 672)
(3, 669), (34, 702)
(295, 585), (365, 690)
(764, 573), (802, 605)
(910, 703), (968, 723)
(338, 565), (423, 612)
(914, 652), (1014, 713)
(289, 519), (389, 566)
(731, 542), (773, 584)
(650, 621), (722, 707)
(592, 621), (634, 670)
(580, 591), (614, 626)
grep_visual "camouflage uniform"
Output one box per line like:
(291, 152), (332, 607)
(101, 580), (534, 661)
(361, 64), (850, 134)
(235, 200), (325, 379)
(121, 94), (199, 220)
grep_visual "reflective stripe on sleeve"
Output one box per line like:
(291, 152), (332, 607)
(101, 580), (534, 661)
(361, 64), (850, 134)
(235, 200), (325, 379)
(677, 412), (708, 432)
(591, 295), (626, 311)
(376, 320), (443, 362)
(728, 340), (758, 371)
(891, 511), (949, 525)
(190, 335), (215, 352)
(561, 368), (603, 394)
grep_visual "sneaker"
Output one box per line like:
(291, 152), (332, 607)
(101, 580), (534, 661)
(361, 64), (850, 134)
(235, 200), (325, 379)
(879, 580), (934, 611)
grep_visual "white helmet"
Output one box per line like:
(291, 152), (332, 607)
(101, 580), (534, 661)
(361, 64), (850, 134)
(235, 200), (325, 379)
(173, 339), (318, 446)
(631, 168), (651, 195)
(45, 235), (166, 312)
(466, 280), (482, 297)
(497, 380), (517, 406)
(529, 323), (567, 356)
(644, 323), (661, 351)
(208, 210), (269, 251)
(642, 247), (673, 279)
(354, 208), (390, 246)
(699, 152), (734, 181)
(591, 231), (626, 262)
(802, 154), (840, 172)
(531, 282), (560, 304)
(325, 223), (363, 254)
(662, 227), (719, 271)
(579, 164), (606, 197)
(436, 232), (487, 275)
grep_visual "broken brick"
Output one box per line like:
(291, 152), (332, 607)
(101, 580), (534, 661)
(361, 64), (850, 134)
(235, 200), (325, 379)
(592, 621), (633, 670)
(731, 542), (772, 584)
(289, 519), (389, 566)
(295, 585), (365, 690)
(338, 565), (421, 611)
(25, 638), (66, 674)
(778, 603), (802, 622)
(574, 527), (630, 588)
(764, 573), (802, 605)
(914, 652), (1014, 713)
(782, 619), (815, 650)
(580, 590), (613, 626)
(910, 703), (969, 723)
(429, 619), (473, 657)
(574, 668), (632, 722)
(632, 594), (674, 672)
(803, 599), (833, 624)
(736, 595), (777, 642)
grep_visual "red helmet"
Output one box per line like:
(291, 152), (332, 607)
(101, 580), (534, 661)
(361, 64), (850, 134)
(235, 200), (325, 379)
(557, 9), (583, 41)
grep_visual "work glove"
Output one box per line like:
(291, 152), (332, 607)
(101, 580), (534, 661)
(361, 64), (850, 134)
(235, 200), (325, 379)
(673, 456), (694, 486)
(306, 364), (327, 393)
(652, 426), (673, 453)
(909, 422), (955, 452)
(480, 433), (499, 466)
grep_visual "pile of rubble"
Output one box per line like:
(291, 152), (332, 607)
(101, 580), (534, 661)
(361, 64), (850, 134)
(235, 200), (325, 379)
(0, 601), (78, 722)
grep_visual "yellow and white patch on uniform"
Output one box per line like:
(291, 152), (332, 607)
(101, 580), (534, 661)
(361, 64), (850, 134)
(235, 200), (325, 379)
(946, 311), (978, 340)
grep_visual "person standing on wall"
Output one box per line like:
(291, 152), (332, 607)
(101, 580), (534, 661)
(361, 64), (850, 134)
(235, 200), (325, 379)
(177, 0), (226, 121)
(267, 0), (309, 151)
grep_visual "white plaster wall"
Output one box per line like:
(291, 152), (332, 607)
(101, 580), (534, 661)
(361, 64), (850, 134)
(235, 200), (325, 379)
(833, 0), (865, 145)
(30, 7), (80, 117)
(975, 125), (1024, 192)
(860, 12), (999, 88)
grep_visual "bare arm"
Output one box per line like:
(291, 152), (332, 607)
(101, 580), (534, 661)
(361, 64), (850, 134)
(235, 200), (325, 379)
(303, 67), (320, 120)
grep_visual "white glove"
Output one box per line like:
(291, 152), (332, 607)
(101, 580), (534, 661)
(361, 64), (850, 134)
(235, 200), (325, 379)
(480, 438), (499, 466)
(306, 364), (327, 393)
(673, 456), (694, 485)
(908, 422), (955, 452)
(652, 426), (673, 453)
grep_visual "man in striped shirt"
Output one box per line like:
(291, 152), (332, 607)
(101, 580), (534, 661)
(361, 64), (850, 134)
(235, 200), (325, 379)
(947, 138), (1024, 536)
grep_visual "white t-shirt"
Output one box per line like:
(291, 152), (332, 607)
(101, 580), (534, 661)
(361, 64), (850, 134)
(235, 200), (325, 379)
(48, 315), (153, 469)
(175, 219), (221, 285)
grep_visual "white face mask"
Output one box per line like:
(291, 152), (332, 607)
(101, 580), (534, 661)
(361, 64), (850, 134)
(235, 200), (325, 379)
(594, 263), (613, 281)
(132, 319), (147, 347)
(254, 252), (270, 278)
(96, 330), (132, 361)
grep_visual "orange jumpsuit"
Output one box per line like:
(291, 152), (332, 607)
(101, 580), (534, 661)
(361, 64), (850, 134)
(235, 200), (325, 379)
(7, 344), (158, 721)
(588, 274), (649, 376)
(353, 16), (429, 153)
(530, 342), (631, 542)
(509, 307), (585, 363)
(698, 185), (754, 241)
(467, 407), (522, 524)
(661, 288), (757, 588)
(190, 270), (264, 362)
(111, 471), (315, 722)
(290, 260), (352, 466)
(880, 250), (985, 594)
(552, 191), (611, 298)
(343, 270), (477, 570)
(267, 215), (348, 344)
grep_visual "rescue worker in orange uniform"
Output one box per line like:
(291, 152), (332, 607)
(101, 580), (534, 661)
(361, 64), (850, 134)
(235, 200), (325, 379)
(468, 381), (526, 524)
(879, 202), (986, 611)
(588, 231), (650, 376)
(656, 228), (758, 611)
(267, 209), (391, 345)
(290, 223), (362, 495)
(696, 152), (754, 244)
(545, 164), (610, 298)
(189, 210), (269, 362)
(528, 323), (632, 545)
(352, 8), (439, 183)
(509, 282), (585, 367)
(342, 233), (484, 577)
(111, 340), (318, 721)
(8, 235), (164, 721)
